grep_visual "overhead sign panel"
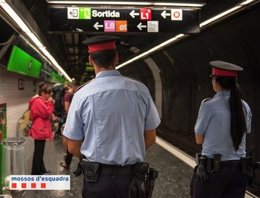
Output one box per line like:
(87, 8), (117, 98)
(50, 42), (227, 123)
(48, 7), (200, 33)
(7, 45), (42, 78)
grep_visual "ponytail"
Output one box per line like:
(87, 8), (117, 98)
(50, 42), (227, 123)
(215, 77), (246, 151)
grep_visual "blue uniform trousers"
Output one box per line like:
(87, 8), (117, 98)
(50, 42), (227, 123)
(191, 165), (247, 198)
(82, 173), (131, 198)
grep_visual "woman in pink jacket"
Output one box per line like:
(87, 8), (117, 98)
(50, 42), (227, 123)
(29, 83), (54, 175)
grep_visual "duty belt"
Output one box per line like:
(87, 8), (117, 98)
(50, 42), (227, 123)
(99, 164), (135, 175)
(81, 160), (158, 198)
(81, 160), (136, 182)
(220, 160), (241, 167)
(204, 158), (241, 172)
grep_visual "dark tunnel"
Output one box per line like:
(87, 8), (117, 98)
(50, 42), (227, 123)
(121, 4), (260, 161)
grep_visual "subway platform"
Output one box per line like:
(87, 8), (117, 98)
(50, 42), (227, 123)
(7, 135), (259, 198)
(10, 135), (193, 198)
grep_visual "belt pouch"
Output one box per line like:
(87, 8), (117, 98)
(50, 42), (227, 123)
(129, 163), (149, 198)
(195, 153), (201, 165)
(134, 162), (149, 176)
(241, 157), (250, 175)
(206, 158), (212, 172)
(81, 160), (100, 182)
(213, 154), (221, 172)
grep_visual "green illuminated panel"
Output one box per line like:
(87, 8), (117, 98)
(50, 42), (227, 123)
(7, 46), (42, 78)
(85, 62), (94, 71)
(50, 71), (65, 83)
(85, 66), (94, 71)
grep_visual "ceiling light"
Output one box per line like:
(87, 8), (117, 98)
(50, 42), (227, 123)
(199, 6), (241, 27)
(0, 1), (72, 81)
(0, 2), (30, 32)
(47, 1), (205, 7)
(240, 0), (255, 5)
(199, 0), (256, 28)
(40, 47), (71, 81)
(116, 34), (185, 69)
(117, 0), (255, 69)
(154, 3), (204, 7)
(25, 32), (45, 48)
(21, 35), (68, 78)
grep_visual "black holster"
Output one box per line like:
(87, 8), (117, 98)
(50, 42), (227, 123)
(128, 162), (158, 198)
(81, 160), (101, 183)
(241, 156), (256, 187)
(73, 155), (84, 177)
(198, 154), (222, 173)
(193, 153), (222, 185)
(73, 160), (83, 177)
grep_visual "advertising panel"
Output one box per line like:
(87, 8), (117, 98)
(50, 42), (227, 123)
(7, 46), (42, 78)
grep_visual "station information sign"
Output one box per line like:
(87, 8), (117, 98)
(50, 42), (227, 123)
(48, 7), (200, 33)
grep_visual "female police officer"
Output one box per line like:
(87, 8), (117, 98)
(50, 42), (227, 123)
(191, 60), (252, 198)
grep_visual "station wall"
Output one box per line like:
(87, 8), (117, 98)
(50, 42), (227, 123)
(0, 67), (38, 137)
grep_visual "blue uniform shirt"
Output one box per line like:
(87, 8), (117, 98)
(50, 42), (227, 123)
(195, 90), (252, 161)
(63, 70), (161, 165)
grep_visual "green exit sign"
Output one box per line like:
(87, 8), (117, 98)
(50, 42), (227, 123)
(79, 8), (91, 19)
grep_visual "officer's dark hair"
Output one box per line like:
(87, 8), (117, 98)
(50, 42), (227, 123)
(39, 84), (52, 96)
(90, 50), (117, 69)
(215, 76), (246, 151)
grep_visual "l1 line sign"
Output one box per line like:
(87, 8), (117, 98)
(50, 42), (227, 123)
(48, 7), (200, 33)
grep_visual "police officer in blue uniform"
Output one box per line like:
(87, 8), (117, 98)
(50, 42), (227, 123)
(63, 35), (161, 198)
(191, 60), (252, 198)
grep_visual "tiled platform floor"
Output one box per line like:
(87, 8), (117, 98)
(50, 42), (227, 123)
(9, 136), (193, 198)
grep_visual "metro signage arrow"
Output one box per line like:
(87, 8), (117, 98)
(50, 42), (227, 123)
(129, 10), (139, 18)
(93, 22), (103, 30)
(70, 9), (78, 17)
(49, 7), (200, 33)
(161, 10), (171, 19)
(137, 23), (147, 31)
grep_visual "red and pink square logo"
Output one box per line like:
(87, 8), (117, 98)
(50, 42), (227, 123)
(140, 8), (152, 20)
(104, 20), (115, 32)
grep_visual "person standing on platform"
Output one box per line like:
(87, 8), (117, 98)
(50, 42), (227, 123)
(29, 83), (54, 175)
(63, 35), (161, 198)
(60, 81), (79, 170)
(191, 60), (252, 198)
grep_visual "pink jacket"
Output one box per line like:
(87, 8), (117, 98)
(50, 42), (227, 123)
(29, 96), (54, 140)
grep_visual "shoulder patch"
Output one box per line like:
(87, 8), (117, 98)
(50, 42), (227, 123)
(202, 97), (212, 103)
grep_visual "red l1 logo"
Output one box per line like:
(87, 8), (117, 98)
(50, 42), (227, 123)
(140, 8), (152, 20)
